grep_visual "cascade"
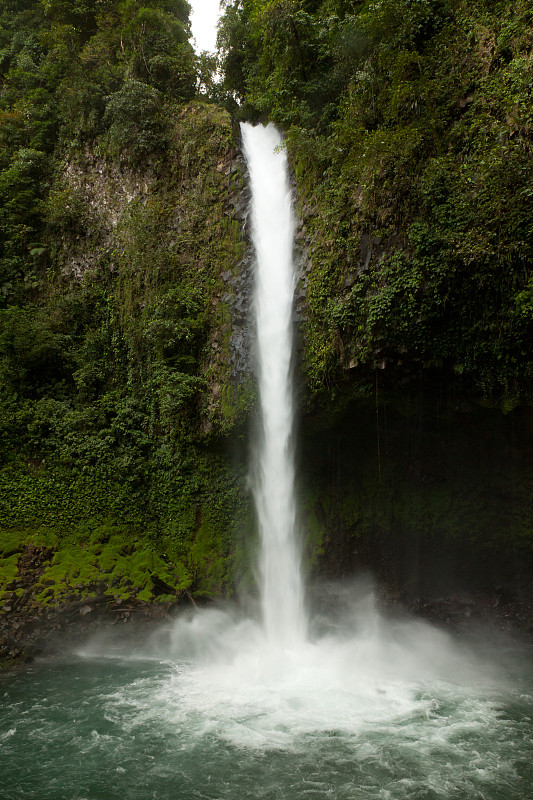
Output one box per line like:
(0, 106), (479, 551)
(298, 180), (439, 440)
(2, 126), (525, 800)
(240, 122), (307, 647)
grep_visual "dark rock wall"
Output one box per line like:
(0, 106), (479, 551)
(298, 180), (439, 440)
(299, 379), (533, 604)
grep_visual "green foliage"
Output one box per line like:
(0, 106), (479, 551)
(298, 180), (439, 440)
(0, 0), (200, 308)
(0, 305), (73, 398)
(103, 79), (167, 161)
(0, 82), (250, 600)
(218, 0), (533, 405)
(0, 147), (49, 305)
(0, 0), (251, 603)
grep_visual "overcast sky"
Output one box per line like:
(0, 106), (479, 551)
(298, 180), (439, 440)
(189, 0), (222, 53)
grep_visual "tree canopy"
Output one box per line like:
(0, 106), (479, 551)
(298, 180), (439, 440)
(218, 0), (533, 405)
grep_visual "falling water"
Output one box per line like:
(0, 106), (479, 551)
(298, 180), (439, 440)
(1, 126), (532, 800)
(240, 122), (306, 646)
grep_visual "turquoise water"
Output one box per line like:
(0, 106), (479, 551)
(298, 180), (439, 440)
(1, 605), (532, 800)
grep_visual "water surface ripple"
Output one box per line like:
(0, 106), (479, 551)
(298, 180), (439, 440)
(1, 599), (532, 800)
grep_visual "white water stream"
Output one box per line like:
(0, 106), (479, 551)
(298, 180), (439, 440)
(240, 122), (306, 647)
(79, 127), (525, 748)
(2, 124), (530, 800)
(88, 123), (527, 756)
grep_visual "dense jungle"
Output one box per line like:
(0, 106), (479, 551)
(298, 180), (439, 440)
(1, 0), (532, 650)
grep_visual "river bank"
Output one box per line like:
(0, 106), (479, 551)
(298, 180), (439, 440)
(2, 580), (532, 671)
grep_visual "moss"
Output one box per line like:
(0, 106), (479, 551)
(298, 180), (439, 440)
(33, 549), (100, 605)
(0, 554), (19, 604)
(29, 533), (185, 607)
(0, 531), (26, 557)
(2, 485), (250, 609)
(0, 97), (252, 600)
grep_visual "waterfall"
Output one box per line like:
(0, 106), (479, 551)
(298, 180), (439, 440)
(240, 122), (307, 647)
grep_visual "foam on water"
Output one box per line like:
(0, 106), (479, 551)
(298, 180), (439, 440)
(74, 578), (517, 755)
(2, 621), (532, 800)
(3, 122), (531, 798)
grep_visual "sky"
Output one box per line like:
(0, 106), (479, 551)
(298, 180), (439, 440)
(189, 0), (223, 53)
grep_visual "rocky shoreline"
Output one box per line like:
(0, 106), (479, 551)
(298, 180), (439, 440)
(2, 588), (532, 671)
(0, 542), (197, 669)
(0, 598), (184, 668)
(2, 541), (532, 669)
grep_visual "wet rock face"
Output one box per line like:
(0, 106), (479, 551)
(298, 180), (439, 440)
(57, 154), (158, 280)
(1, 584), (530, 671)
(221, 151), (311, 387)
(220, 161), (254, 384)
(299, 386), (533, 613)
(0, 538), (200, 667)
(201, 150), (256, 429)
(1, 546), (54, 617)
(0, 541), (194, 667)
(0, 602), (179, 668)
